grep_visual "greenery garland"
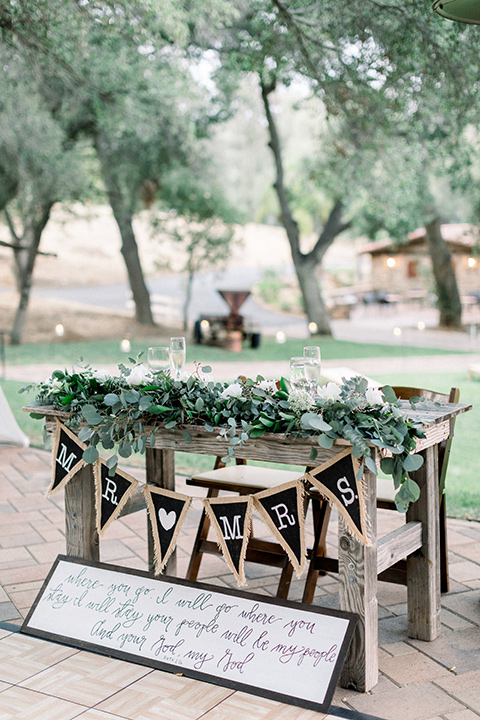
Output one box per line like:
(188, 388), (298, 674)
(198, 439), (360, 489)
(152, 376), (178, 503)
(23, 360), (426, 512)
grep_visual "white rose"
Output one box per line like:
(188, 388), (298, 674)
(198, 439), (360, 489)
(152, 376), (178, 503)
(316, 382), (342, 402)
(255, 379), (278, 393)
(365, 387), (386, 406)
(93, 368), (112, 382)
(50, 379), (64, 393)
(127, 364), (152, 386)
(221, 382), (243, 399)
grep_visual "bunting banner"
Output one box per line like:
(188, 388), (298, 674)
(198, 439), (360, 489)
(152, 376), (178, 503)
(306, 448), (369, 545)
(47, 420), (87, 497)
(204, 495), (253, 586)
(93, 461), (138, 536)
(253, 480), (306, 577)
(144, 486), (191, 575)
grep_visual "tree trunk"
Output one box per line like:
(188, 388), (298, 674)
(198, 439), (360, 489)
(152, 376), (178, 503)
(260, 79), (352, 336)
(10, 201), (53, 345)
(112, 208), (155, 326)
(183, 267), (194, 331)
(4, 208), (26, 292)
(424, 217), (462, 329)
(294, 255), (331, 334)
(95, 136), (155, 326)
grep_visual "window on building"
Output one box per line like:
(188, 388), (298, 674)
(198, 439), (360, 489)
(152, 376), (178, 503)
(407, 260), (418, 278)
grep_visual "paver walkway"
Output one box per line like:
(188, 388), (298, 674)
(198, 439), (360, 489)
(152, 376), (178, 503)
(1, 444), (480, 720)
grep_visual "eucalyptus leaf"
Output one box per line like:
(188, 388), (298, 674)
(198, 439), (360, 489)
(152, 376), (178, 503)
(317, 434), (334, 449)
(403, 454), (424, 472)
(77, 426), (94, 442)
(124, 389), (140, 404)
(118, 442), (132, 458)
(106, 454), (118, 469)
(139, 395), (154, 411)
(381, 385), (398, 404)
(82, 405), (103, 425)
(301, 413), (331, 432)
(82, 446), (99, 463)
(380, 457), (395, 475)
(364, 455), (378, 475)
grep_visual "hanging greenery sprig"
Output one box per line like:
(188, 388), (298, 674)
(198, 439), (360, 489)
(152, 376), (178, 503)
(22, 363), (426, 511)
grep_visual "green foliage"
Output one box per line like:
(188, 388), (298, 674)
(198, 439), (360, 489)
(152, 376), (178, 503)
(26, 364), (425, 509)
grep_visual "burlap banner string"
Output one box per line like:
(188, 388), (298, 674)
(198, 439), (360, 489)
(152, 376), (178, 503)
(253, 479), (307, 577)
(46, 420), (87, 497)
(306, 448), (370, 545)
(45, 424), (369, 577)
(203, 495), (253, 586)
(144, 486), (191, 575)
(93, 461), (138, 536)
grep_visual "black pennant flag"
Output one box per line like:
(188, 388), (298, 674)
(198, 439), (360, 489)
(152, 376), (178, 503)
(253, 480), (306, 577)
(204, 496), (253, 586)
(144, 486), (191, 574)
(93, 461), (138, 536)
(47, 420), (87, 496)
(306, 448), (369, 544)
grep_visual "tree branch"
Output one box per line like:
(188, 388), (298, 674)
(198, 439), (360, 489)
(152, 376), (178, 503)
(307, 200), (352, 263)
(4, 209), (20, 244)
(260, 76), (301, 258)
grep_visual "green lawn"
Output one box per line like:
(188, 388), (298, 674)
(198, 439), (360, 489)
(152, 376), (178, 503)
(5, 334), (457, 368)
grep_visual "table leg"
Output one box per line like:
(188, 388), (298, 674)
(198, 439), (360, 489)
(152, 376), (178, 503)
(146, 447), (175, 575)
(406, 445), (441, 640)
(65, 463), (99, 561)
(339, 466), (378, 692)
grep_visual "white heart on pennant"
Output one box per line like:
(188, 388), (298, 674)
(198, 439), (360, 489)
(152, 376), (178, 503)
(158, 508), (176, 531)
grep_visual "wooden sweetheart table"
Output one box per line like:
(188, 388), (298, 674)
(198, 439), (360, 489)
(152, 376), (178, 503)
(27, 399), (471, 693)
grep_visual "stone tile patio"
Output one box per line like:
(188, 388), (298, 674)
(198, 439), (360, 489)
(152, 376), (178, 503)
(1, 443), (480, 720)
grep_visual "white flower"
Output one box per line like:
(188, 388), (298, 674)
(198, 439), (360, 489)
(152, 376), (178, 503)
(316, 382), (342, 402)
(93, 368), (112, 382)
(221, 382), (243, 399)
(127, 364), (152, 386)
(49, 379), (64, 393)
(178, 371), (191, 382)
(255, 379), (278, 394)
(365, 387), (386, 406)
(289, 388), (315, 414)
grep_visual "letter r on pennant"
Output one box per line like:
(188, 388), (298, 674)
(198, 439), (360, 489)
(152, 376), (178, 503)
(102, 478), (118, 505)
(271, 503), (295, 530)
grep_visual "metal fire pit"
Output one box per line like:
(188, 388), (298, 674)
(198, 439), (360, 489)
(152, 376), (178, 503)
(194, 289), (260, 351)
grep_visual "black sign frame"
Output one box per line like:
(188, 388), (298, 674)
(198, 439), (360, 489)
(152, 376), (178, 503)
(21, 555), (357, 714)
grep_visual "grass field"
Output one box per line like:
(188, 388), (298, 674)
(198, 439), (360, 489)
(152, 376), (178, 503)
(4, 335), (457, 368)
(2, 338), (478, 520)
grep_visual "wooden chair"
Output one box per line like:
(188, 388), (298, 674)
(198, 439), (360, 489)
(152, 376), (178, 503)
(185, 458), (307, 598)
(301, 386), (459, 603)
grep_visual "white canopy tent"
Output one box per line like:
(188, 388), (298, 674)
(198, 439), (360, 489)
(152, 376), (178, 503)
(0, 385), (29, 447)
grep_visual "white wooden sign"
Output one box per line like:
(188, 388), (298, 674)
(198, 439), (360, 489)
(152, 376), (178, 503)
(22, 556), (356, 713)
